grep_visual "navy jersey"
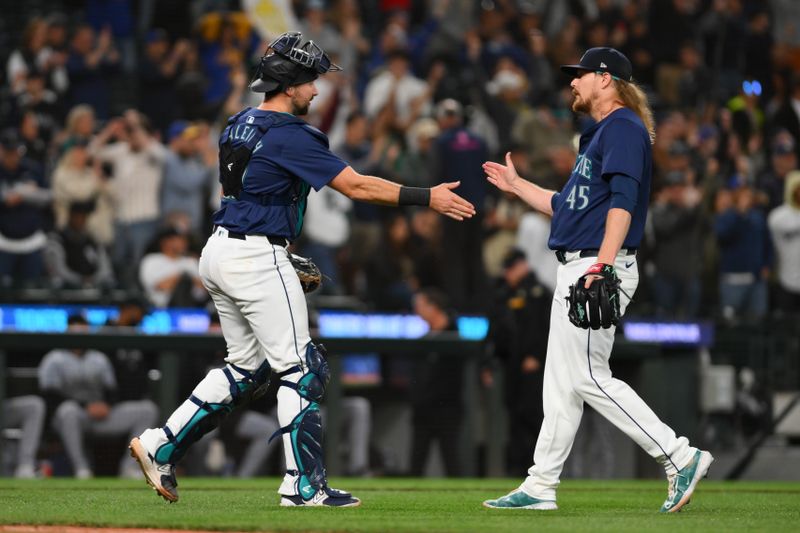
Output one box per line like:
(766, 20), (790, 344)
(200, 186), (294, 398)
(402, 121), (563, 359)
(548, 108), (651, 251)
(434, 127), (489, 206)
(212, 109), (348, 239)
(0, 158), (47, 239)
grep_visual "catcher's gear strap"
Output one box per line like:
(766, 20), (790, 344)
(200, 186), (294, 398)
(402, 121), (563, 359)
(222, 360), (272, 406)
(290, 342), (330, 403)
(567, 263), (621, 330)
(289, 253), (322, 293)
(279, 343), (330, 402)
(218, 111), (303, 200)
(154, 360), (271, 464)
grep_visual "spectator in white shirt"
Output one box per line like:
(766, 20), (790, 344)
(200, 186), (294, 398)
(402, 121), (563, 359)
(364, 49), (429, 125)
(768, 170), (800, 315)
(301, 187), (353, 295)
(90, 110), (166, 286)
(139, 227), (206, 308)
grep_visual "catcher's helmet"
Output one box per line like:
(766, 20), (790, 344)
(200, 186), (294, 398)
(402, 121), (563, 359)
(250, 31), (341, 93)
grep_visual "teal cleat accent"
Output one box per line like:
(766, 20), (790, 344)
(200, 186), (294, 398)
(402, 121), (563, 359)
(483, 489), (558, 510)
(660, 450), (714, 513)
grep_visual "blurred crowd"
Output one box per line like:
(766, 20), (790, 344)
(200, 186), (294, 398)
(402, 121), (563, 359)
(1, 0), (800, 325)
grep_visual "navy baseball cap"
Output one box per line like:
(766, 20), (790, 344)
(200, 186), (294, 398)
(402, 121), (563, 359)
(0, 129), (24, 151)
(502, 247), (527, 269)
(773, 136), (796, 156)
(561, 47), (633, 82)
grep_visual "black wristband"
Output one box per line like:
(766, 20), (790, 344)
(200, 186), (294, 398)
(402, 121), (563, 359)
(398, 186), (431, 206)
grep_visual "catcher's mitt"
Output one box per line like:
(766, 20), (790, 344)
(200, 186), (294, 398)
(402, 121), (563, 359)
(566, 263), (621, 330)
(289, 253), (322, 293)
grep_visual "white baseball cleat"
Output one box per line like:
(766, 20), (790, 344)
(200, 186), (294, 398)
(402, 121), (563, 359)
(280, 486), (361, 507)
(129, 437), (179, 503)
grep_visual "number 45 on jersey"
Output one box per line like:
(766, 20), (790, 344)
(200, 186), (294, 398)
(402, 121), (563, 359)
(565, 184), (589, 210)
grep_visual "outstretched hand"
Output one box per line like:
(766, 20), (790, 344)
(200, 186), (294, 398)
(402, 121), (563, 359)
(483, 152), (520, 194)
(429, 181), (476, 220)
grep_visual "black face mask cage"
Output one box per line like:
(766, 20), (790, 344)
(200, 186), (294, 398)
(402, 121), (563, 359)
(267, 31), (342, 74)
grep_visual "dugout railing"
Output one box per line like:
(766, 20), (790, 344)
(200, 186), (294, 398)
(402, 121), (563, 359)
(2, 324), (797, 478)
(0, 330), (492, 477)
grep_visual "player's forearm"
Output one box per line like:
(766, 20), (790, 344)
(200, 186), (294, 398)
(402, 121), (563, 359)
(330, 167), (415, 206)
(597, 208), (631, 264)
(513, 179), (554, 216)
(333, 172), (400, 205)
(356, 174), (406, 205)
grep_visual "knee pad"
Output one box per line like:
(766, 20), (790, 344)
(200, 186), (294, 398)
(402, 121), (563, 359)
(279, 342), (330, 403)
(155, 359), (271, 465)
(223, 359), (272, 406)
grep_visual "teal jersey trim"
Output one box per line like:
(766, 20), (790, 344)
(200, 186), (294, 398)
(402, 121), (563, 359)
(294, 182), (311, 239)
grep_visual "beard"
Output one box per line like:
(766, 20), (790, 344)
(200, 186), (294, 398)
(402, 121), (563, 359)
(291, 96), (311, 116)
(292, 102), (310, 115)
(571, 92), (591, 114)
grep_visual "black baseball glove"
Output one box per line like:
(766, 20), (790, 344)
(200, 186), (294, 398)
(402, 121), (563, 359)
(566, 263), (621, 330)
(289, 253), (322, 293)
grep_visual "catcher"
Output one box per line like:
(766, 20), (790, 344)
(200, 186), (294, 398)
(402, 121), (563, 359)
(128, 31), (474, 507)
(482, 47), (712, 513)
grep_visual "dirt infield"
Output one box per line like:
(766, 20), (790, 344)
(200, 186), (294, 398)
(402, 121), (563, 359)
(0, 525), (255, 533)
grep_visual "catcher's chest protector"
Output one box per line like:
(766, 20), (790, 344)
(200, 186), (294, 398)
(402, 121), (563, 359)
(219, 109), (271, 198)
(219, 110), (307, 198)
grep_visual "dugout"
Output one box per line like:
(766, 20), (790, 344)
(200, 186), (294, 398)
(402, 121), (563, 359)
(1, 318), (797, 478)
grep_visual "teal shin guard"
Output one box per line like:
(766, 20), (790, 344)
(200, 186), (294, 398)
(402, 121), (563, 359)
(155, 360), (271, 465)
(155, 397), (231, 465)
(288, 403), (327, 499)
(274, 343), (347, 501)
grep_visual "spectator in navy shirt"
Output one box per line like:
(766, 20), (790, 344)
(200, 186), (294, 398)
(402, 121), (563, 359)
(432, 99), (490, 311)
(0, 130), (52, 287)
(650, 171), (706, 318)
(714, 178), (773, 321)
(66, 24), (120, 120)
(758, 132), (798, 212)
(138, 30), (191, 138)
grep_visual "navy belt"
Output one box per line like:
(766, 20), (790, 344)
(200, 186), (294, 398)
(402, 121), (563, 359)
(555, 248), (636, 265)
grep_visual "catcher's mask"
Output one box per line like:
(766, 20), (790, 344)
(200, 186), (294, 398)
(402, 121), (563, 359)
(250, 31), (342, 93)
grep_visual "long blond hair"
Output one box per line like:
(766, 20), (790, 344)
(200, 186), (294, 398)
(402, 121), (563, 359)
(613, 79), (655, 144)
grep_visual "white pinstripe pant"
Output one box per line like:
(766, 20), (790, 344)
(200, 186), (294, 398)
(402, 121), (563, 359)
(148, 229), (313, 495)
(521, 251), (696, 500)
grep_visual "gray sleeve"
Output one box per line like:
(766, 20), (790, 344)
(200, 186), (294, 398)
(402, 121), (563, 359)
(44, 234), (83, 286)
(38, 352), (63, 392)
(18, 185), (53, 208)
(98, 353), (118, 390)
(93, 246), (115, 286)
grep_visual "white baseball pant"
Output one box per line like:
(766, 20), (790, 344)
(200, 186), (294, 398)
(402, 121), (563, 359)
(141, 228), (313, 494)
(521, 251), (697, 501)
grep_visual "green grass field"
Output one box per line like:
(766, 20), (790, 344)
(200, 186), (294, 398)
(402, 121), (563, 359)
(1, 478), (798, 532)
